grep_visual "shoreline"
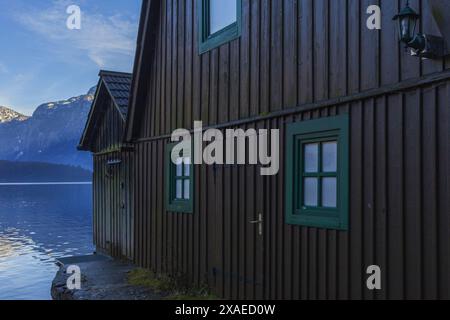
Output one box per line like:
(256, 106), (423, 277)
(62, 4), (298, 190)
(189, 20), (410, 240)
(52, 255), (162, 300)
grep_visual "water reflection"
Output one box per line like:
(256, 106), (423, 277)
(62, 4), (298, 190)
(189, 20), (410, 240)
(0, 184), (93, 300)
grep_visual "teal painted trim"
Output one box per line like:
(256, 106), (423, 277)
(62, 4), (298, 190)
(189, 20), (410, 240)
(198, 0), (242, 54)
(165, 143), (195, 214)
(285, 115), (349, 231)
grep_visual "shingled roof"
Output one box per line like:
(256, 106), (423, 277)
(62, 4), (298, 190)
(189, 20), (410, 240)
(99, 70), (132, 118)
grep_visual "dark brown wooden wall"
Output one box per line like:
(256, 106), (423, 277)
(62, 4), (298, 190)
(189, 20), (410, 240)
(136, 0), (449, 138)
(93, 99), (125, 153)
(128, 0), (450, 299)
(133, 79), (449, 299)
(93, 152), (134, 260)
(91, 97), (134, 260)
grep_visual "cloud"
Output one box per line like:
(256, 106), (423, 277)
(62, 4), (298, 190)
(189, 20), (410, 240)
(14, 0), (138, 69)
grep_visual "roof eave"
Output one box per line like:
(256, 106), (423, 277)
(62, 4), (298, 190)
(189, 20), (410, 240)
(78, 80), (104, 152)
(124, 0), (157, 143)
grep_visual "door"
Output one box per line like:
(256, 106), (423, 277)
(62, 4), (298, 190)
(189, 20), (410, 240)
(120, 166), (127, 259)
(104, 158), (112, 255)
(119, 153), (133, 261)
(212, 161), (265, 299)
(105, 157), (123, 258)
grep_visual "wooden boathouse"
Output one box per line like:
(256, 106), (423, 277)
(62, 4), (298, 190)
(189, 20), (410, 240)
(78, 70), (134, 261)
(82, 0), (450, 299)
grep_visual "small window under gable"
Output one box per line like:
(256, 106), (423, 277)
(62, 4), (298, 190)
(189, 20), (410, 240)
(198, 0), (242, 54)
(285, 115), (349, 230)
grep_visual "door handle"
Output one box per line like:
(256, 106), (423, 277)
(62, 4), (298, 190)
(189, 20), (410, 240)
(249, 214), (263, 236)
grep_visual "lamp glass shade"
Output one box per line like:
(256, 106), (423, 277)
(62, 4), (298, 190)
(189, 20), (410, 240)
(400, 17), (410, 41)
(393, 4), (420, 44)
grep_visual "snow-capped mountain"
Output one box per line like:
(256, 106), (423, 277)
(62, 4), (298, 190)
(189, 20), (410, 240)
(0, 106), (29, 123)
(0, 87), (96, 170)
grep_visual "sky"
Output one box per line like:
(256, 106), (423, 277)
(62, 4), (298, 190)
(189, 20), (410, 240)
(0, 0), (141, 115)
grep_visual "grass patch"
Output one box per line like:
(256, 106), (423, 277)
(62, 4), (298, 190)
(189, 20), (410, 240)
(128, 269), (219, 300)
(128, 269), (175, 293)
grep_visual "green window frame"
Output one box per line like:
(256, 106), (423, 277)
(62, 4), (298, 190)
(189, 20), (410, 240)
(198, 0), (242, 54)
(285, 115), (349, 230)
(165, 143), (194, 214)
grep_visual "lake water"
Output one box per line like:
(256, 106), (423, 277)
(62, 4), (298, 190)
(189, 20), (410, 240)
(0, 184), (94, 300)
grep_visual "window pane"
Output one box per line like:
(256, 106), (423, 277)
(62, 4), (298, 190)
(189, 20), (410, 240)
(184, 158), (191, 177)
(322, 177), (337, 208)
(304, 178), (318, 207)
(175, 158), (183, 177)
(304, 143), (319, 173)
(210, 0), (237, 34)
(323, 141), (338, 172)
(184, 180), (190, 200)
(176, 180), (183, 199)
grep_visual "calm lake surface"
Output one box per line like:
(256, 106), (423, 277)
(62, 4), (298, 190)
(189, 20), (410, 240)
(0, 184), (94, 300)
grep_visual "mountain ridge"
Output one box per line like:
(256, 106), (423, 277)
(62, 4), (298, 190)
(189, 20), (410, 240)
(0, 106), (29, 123)
(0, 87), (96, 169)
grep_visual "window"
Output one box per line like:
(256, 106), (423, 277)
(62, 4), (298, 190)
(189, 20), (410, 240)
(285, 115), (349, 230)
(165, 143), (194, 213)
(198, 0), (242, 54)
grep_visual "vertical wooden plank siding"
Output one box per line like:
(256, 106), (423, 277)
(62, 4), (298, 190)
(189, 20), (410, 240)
(93, 150), (134, 260)
(130, 81), (449, 300)
(112, 0), (450, 300)
(137, 0), (447, 136)
(91, 95), (134, 260)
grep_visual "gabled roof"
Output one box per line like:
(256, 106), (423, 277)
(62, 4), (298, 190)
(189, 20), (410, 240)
(78, 70), (132, 151)
(100, 70), (132, 118)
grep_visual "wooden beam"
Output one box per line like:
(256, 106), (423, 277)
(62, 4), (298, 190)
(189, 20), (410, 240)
(135, 68), (450, 143)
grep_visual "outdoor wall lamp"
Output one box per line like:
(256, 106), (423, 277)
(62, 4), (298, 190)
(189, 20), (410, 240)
(393, 0), (447, 59)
